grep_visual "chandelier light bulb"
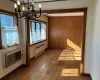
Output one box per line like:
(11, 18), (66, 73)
(14, 3), (17, 8)
(17, 0), (20, 5)
(32, 0), (34, 5)
(39, 4), (41, 8)
(22, 6), (25, 11)
(32, 2), (34, 5)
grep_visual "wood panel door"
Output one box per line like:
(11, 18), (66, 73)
(64, 16), (84, 50)
(48, 17), (64, 49)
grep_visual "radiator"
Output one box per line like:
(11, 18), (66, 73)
(36, 44), (44, 49)
(3, 49), (22, 68)
(35, 44), (45, 57)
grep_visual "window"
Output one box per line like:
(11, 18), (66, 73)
(0, 14), (19, 48)
(30, 21), (46, 45)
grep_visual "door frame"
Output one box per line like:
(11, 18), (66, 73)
(26, 8), (87, 74)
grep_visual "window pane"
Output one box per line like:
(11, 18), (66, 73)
(36, 22), (40, 30)
(0, 14), (19, 48)
(41, 22), (46, 40)
(36, 23), (41, 41)
(30, 22), (36, 44)
(32, 22), (35, 30)
(0, 14), (14, 28)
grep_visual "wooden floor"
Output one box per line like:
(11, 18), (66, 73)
(2, 49), (90, 80)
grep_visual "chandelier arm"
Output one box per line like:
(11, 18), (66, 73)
(15, 3), (25, 18)
(18, 11), (25, 18)
(30, 10), (36, 19)
(16, 11), (26, 18)
(35, 8), (42, 18)
(16, 13), (24, 18)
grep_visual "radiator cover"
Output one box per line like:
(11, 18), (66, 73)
(4, 49), (21, 68)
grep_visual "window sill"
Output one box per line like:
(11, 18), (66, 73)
(0, 45), (19, 51)
(30, 40), (47, 46)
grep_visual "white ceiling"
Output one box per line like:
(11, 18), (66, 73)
(22, 0), (83, 2)
(18, 0), (68, 3)
(34, 0), (52, 1)
(14, 0), (93, 11)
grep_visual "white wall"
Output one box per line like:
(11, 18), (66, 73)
(84, 6), (95, 73)
(18, 18), (27, 64)
(90, 0), (100, 80)
(0, 0), (14, 12)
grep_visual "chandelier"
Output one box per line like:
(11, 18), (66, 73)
(14, 0), (42, 19)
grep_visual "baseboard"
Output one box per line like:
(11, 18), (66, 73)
(81, 73), (92, 80)
(30, 56), (35, 60)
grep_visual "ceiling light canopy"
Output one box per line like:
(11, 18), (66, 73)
(14, 0), (42, 19)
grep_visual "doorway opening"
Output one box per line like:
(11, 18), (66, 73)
(47, 9), (87, 75)
(26, 8), (87, 75)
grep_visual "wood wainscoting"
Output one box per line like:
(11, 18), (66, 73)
(48, 16), (84, 50)
(48, 17), (64, 49)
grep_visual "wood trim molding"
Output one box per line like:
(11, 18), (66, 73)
(81, 73), (92, 80)
(41, 8), (87, 14)
(81, 73), (91, 76)
(29, 19), (47, 23)
(0, 27), (2, 49)
(0, 9), (15, 16)
(30, 40), (47, 46)
(81, 8), (87, 74)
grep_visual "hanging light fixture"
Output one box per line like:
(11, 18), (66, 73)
(14, 0), (42, 19)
